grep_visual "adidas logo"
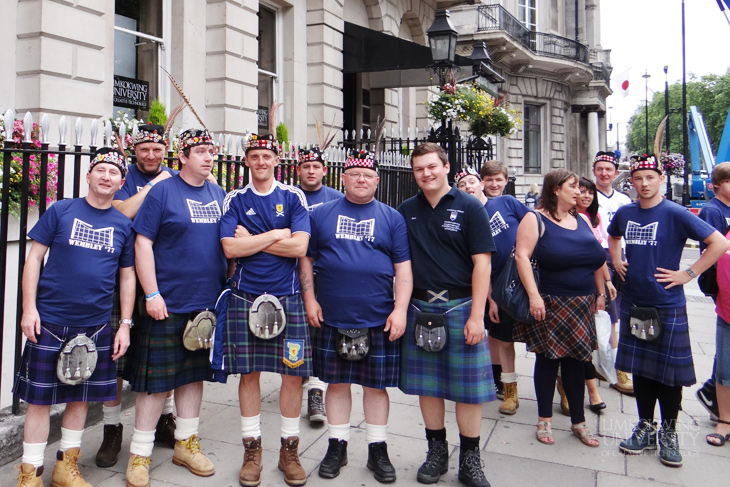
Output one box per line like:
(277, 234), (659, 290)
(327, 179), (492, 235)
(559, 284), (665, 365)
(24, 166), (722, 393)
(246, 208), (256, 216)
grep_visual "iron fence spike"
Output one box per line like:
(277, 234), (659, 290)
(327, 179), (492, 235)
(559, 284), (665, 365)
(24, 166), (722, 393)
(104, 120), (112, 147)
(41, 114), (49, 143)
(90, 119), (98, 147)
(131, 122), (138, 143)
(75, 117), (83, 146)
(23, 112), (33, 142)
(59, 116), (67, 145)
(2, 109), (14, 145)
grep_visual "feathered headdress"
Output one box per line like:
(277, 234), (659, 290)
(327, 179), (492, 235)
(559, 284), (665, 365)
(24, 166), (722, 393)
(161, 67), (208, 134)
(298, 116), (338, 165)
(654, 115), (669, 158)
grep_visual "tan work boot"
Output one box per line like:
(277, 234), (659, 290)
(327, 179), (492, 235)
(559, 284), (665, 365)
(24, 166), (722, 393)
(172, 435), (215, 477)
(15, 464), (44, 487)
(611, 370), (635, 396)
(278, 436), (306, 486)
(125, 455), (151, 487)
(556, 376), (570, 416)
(499, 382), (519, 415)
(51, 448), (90, 487)
(239, 437), (263, 487)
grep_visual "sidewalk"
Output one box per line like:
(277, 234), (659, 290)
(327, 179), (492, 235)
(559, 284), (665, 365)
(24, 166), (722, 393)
(3, 250), (727, 486)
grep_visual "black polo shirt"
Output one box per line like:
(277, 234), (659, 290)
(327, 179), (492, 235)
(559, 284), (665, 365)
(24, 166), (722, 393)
(398, 185), (494, 290)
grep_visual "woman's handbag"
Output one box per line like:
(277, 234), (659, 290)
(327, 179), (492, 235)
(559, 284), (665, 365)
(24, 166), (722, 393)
(492, 212), (543, 324)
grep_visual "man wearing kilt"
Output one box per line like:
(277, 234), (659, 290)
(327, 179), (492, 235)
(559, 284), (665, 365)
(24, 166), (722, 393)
(95, 124), (180, 469)
(299, 150), (412, 482)
(609, 154), (729, 467)
(213, 133), (311, 487)
(13, 148), (135, 487)
(124, 129), (228, 487)
(295, 146), (344, 424)
(398, 143), (496, 487)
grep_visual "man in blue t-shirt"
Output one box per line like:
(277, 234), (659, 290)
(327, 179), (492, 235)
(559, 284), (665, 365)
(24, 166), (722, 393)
(300, 150), (412, 482)
(215, 133), (311, 487)
(295, 146), (344, 425)
(696, 161), (730, 421)
(12, 148), (135, 487)
(97, 123), (178, 469)
(476, 160), (529, 417)
(125, 129), (227, 487)
(608, 154), (728, 468)
(398, 143), (495, 487)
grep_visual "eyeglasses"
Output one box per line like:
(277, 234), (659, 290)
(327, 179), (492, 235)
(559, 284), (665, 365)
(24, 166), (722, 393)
(344, 171), (377, 181)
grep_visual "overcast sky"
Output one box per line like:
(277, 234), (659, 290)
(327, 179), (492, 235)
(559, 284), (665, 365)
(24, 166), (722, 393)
(600, 0), (730, 148)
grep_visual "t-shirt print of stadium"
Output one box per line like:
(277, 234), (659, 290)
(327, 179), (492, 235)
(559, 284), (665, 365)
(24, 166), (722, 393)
(625, 220), (659, 246)
(489, 211), (509, 237)
(187, 198), (221, 223)
(68, 218), (115, 252)
(335, 214), (375, 242)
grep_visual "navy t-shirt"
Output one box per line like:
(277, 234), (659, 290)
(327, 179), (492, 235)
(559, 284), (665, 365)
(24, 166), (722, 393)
(484, 195), (529, 277)
(307, 198), (410, 329)
(221, 181), (311, 295)
(533, 215), (605, 296)
(297, 184), (344, 210)
(29, 198), (135, 326)
(398, 186), (495, 290)
(133, 175), (227, 312)
(114, 164), (178, 201)
(608, 199), (716, 307)
(699, 197), (730, 251)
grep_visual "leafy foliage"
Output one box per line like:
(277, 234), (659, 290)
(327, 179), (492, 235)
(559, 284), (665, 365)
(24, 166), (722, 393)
(148, 97), (168, 126)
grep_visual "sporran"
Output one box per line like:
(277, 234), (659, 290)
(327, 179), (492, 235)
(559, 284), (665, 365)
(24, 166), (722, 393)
(249, 294), (286, 339)
(336, 328), (370, 361)
(56, 333), (98, 385)
(414, 312), (447, 352)
(628, 306), (662, 342)
(182, 310), (216, 351)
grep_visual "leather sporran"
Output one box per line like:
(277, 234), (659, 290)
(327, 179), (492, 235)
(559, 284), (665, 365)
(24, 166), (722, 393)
(337, 328), (370, 361)
(628, 306), (662, 342)
(414, 312), (447, 352)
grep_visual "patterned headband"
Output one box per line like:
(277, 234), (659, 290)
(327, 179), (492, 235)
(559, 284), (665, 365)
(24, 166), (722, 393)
(344, 150), (378, 172)
(456, 166), (479, 184)
(630, 154), (663, 174)
(89, 148), (127, 177)
(133, 124), (167, 146)
(298, 147), (326, 165)
(246, 133), (279, 155)
(593, 152), (617, 167)
(179, 128), (214, 152)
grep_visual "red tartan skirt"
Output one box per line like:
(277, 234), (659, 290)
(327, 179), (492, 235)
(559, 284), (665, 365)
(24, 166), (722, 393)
(512, 294), (596, 362)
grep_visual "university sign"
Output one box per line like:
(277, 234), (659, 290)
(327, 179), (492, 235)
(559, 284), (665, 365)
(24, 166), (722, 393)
(113, 75), (150, 110)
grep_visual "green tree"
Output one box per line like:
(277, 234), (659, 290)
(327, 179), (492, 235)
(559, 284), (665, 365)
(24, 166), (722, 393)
(627, 70), (730, 155)
(148, 98), (168, 126)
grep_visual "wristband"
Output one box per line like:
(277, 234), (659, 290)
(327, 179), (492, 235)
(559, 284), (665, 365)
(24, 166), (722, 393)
(147, 181), (155, 187)
(145, 291), (161, 301)
(596, 293), (607, 298)
(685, 267), (697, 279)
(119, 318), (134, 329)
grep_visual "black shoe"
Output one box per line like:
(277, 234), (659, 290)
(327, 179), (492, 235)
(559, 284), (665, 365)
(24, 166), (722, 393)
(95, 423), (123, 467)
(658, 429), (683, 467)
(318, 439), (348, 479)
(308, 389), (327, 423)
(417, 438), (449, 484)
(367, 442), (396, 484)
(155, 413), (177, 448)
(697, 385), (719, 421)
(458, 448), (491, 487)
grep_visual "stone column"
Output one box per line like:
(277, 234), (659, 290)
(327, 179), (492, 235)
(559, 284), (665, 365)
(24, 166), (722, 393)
(306, 0), (344, 143)
(587, 110), (599, 163)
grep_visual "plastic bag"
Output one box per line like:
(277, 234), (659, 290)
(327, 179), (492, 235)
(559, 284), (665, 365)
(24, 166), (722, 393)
(592, 310), (618, 384)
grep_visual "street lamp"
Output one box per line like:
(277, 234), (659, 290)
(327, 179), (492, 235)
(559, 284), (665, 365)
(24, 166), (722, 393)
(427, 9), (458, 87)
(643, 70), (651, 153)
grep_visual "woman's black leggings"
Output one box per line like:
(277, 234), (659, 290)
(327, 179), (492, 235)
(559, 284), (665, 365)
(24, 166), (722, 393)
(633, 374), (682, 431)
(534, 352), (587, 424)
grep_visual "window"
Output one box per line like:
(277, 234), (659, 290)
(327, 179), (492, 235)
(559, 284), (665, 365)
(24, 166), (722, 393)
(523, 103), (542, 174)
(518, 0), (537, 31)
(257, 6), (278, 133)
(113, 0), (164, 118)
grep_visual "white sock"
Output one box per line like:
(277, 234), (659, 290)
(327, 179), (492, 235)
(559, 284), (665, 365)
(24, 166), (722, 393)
(365, 423), (387, 444)
(281, 415), (300, 439)
(611, 347), (618, 363)
(241, 415), (261, 439)
(328, 423), (350, 442)
(174, 416), (199, 441)
(103, 404), (122, 425)
(130, 429), (155, 457)
(501, 372), (518, 383)
(162, 395), (175, 415)
(59, 427), (83, 451)
(307, 377), (327, 391)
(22, 442), (46, 467)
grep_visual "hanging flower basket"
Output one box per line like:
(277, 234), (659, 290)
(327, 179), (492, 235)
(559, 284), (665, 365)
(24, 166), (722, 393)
(660, 153), (685, 177)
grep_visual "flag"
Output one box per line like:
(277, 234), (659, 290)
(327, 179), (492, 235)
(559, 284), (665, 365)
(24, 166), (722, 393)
(613, 68), (631, 98)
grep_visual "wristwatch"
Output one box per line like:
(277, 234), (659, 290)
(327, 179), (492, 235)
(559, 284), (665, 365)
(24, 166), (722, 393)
(685, 267), (697, 279)
(596, 293), (607, 298)
(119, 318), (134, 329)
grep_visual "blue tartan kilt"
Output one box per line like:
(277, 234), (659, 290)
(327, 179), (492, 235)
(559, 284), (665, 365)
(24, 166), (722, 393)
(312, 323), (400, 389)
(616, 302), (696, 387)
(399, 298), (496, 404)
(13, 322), (116, 405)
(213, 290), (312, 381)
(123, 313), (213, 394)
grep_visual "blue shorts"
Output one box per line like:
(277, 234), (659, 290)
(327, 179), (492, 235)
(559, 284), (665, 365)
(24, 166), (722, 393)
(716, 316), (730, 386)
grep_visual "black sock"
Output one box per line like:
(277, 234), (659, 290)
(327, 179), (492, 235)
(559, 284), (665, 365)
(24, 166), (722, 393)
(459, 434), (480, 451)
(425, 428), (447, 442)
(492, 364), (503, 388)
